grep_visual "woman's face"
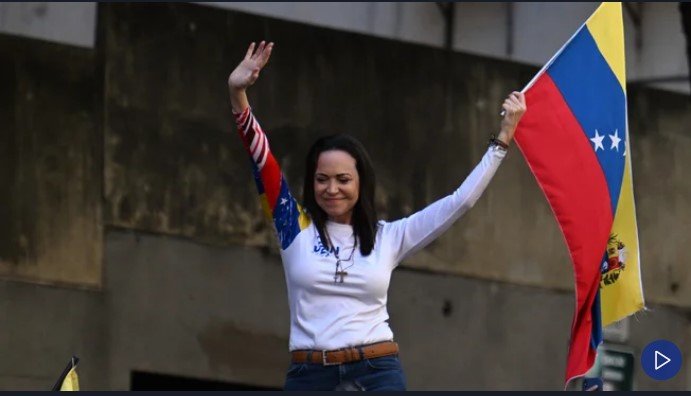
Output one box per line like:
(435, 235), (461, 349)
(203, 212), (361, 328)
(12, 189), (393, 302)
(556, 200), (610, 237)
(314, 150), (360, 224)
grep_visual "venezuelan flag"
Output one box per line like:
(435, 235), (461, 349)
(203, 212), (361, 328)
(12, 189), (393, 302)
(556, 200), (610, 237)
(514, 2), (644, 385)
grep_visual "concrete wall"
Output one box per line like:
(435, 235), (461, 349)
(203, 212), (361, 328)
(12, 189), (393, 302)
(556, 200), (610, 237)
(1, 2), (690, 391)
(0, 281), (108, 389)
(0, 2), (95, 48)
(628, 88), (691, 307)
(206, 2), (691, 94)
(1, 3), (688, 93)
(0, 35), (102, 287)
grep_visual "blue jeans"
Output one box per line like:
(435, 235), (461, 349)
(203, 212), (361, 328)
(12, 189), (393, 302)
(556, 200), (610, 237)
(283, 355), (407, 391)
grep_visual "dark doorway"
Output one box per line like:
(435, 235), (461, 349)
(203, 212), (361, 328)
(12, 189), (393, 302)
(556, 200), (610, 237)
(131, 371), (280, 390)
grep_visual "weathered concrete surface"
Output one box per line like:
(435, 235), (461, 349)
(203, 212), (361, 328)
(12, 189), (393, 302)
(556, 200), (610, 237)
(0, 280), (108, 390)
(0, 35), (102, 287)
(0, 3), (96, 48)
(627, 88), (691, 307)
(103, 230), (290, 389)
(101, 3), (270, 248)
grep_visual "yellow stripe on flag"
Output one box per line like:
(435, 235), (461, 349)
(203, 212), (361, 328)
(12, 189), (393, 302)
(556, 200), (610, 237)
(260, 193), (311, 231)
(297, 203), (312, 230)
(586, 2), (644, 326)
(259, 193), (272, 221)
(586, 2), (627, 93)
(601, 127), (645, 326)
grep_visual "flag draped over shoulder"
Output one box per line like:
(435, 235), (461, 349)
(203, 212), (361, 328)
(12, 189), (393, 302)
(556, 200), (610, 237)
(513, 2), (644, 385)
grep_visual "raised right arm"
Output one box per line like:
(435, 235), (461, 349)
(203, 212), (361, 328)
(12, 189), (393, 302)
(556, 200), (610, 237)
(229, 42), (310, 250)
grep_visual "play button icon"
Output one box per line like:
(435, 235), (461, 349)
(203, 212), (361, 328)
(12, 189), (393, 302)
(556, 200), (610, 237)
(642, 340), (682, 380)
(655, 351), (671, 370)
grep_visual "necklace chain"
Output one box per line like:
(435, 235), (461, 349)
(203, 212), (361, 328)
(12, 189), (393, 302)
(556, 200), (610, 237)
(333, 242), (356, 284)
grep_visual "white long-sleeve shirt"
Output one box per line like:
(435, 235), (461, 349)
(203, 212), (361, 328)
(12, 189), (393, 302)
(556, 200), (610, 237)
(234, 108), (506, 351)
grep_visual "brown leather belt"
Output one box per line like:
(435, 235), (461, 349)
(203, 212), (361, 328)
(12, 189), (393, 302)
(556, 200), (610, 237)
(291, 341), (399, 366)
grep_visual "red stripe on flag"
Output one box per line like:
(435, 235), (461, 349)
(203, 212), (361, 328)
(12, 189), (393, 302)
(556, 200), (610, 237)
(515, 73), (613, 381)
(260, 154), (282, 211)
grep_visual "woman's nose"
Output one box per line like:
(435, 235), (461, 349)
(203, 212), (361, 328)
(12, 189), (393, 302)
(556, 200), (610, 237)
(326, 181), (339, 194)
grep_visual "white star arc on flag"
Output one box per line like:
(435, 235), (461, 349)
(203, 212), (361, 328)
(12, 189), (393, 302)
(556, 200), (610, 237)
(609, 129), (622, 152)
(590, 130), (605, 152)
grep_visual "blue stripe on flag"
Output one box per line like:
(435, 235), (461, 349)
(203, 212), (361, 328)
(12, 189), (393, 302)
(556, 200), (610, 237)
(591, 285), (603, 351)
(547, 27), (626, 215)
(251, 160), (264, 194)
(273, 176), (302, 250)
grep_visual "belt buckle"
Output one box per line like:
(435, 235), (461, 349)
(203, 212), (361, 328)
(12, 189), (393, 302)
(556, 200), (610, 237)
(322, 350), (340, 366)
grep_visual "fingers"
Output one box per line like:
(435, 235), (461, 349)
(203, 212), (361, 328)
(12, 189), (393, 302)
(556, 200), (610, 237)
(260, 42), (274, 66)
(512, 91), (526, 107)
(245, 42), (256, 60)
(517, 91), (526, 104)
(505, 98), (519, 115)
(246, 41), (274, 67)
(501, 102), (515, 119)
(502, 91), (526, 116)
(252, 41), (266, 60)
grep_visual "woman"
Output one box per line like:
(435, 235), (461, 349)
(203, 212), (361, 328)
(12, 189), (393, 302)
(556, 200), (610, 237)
(228, 41), (526, 391)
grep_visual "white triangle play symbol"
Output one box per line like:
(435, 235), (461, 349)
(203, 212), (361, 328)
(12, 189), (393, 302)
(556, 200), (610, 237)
(655, 351), (671, 370)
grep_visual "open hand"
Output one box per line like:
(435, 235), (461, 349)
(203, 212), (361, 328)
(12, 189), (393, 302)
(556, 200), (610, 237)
(228, 41), (274, 91)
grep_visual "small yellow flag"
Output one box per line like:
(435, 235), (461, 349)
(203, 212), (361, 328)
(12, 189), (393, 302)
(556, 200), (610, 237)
(53, 357), (80, 391)
(59, 366), (80, 391)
